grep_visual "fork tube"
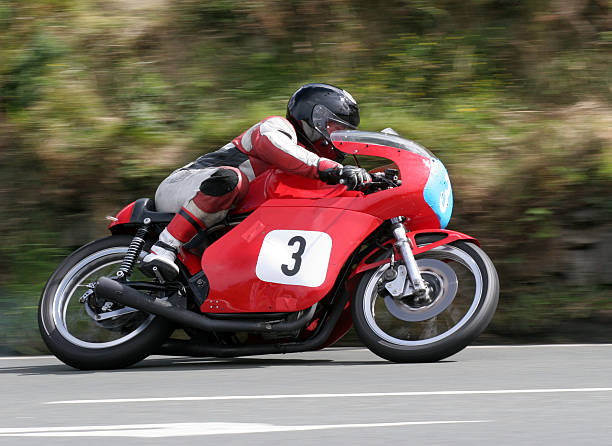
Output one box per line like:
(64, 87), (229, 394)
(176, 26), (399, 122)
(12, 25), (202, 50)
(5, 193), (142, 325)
(390, 217), (427, 296)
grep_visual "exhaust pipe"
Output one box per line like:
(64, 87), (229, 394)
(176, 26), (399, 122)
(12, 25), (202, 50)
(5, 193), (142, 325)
(157, 289), (351, 358)
(95, 276), (316, 333)
(155, 249), (357, 358)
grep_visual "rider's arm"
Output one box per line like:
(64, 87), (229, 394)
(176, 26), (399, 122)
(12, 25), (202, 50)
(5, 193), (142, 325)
(245, 116), (340, 178)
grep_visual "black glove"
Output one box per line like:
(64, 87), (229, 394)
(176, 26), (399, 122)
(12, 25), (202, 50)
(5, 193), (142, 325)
(319, 165), (372, 191)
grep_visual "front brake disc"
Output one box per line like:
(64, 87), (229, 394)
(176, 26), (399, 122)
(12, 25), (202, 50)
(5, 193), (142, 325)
(383, 258), (458, 322)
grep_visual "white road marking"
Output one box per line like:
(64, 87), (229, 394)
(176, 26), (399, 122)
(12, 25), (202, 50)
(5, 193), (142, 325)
(0, 421), (488, 438)
(0, 355), (55, 360)
(46, 387), (612, 405)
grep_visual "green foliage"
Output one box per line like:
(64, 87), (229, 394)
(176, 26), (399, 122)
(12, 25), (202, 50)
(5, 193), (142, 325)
(1, 31), (67, 111)
(0, 239), (69, 354)
(491, 283), (612, 340)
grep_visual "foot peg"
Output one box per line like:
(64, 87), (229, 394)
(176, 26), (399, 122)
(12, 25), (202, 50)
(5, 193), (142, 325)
(140, 253), (179, 281)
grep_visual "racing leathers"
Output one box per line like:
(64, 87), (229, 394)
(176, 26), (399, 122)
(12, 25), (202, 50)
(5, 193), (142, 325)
(142, 115), (351, 280)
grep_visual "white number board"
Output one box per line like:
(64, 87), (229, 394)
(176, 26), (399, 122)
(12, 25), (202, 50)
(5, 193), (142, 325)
(255, 230), (333, 287)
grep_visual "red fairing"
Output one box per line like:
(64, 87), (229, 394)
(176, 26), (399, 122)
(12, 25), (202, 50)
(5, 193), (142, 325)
(232, 170), (271, 214)
(107, 202), (135, 229)
(201, 206), (382, 313)
(258, 142), (439, 229)
(204, 140), (441, 314)
(177, 248), (203, 276)
(233, 169), (360, 213)
(264, 170), (354, 199)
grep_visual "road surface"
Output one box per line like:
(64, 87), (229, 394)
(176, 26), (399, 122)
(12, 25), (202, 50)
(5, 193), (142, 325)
(1, 344), (612, 445)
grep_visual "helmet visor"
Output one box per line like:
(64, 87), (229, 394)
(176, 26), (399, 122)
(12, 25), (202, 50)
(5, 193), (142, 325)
(311, 104), (357, 143)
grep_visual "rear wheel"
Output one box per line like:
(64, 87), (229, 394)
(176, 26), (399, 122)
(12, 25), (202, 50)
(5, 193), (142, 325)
(38, 235), (174, 370)
(352, 238), (498, 362)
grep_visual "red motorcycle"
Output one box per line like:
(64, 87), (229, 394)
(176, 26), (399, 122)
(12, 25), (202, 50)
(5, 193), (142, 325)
(38, 130), (499, 370)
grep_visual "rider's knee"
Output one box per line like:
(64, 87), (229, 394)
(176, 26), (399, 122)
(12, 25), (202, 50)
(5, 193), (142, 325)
(199, 168), (240, 197)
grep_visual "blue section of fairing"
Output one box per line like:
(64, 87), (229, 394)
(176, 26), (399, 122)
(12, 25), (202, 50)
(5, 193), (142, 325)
(423, 158), (453, 229)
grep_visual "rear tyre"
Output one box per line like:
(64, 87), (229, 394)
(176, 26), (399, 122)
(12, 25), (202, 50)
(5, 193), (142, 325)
(38, 235), (174, 370)
(352, 238), (498, 363)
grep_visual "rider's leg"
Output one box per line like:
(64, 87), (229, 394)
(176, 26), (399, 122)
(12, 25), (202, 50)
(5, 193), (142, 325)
(141, 167), (249, 279)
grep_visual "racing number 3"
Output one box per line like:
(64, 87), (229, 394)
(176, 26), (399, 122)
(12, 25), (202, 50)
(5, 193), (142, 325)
(281, 236), (306, 276)
(256, 230), (332, 287)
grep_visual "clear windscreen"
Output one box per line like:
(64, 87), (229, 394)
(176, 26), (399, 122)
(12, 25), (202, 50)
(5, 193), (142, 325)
(331, 130), (436, 159)
(312, 104), (357, 139)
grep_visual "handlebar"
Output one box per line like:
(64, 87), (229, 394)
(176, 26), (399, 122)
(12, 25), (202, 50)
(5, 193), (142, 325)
(341, 170), (401, 192)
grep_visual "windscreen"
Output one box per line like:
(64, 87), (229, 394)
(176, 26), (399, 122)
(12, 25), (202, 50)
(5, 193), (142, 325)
(312, 104), (357, 141)
(331, 130), (436, 159)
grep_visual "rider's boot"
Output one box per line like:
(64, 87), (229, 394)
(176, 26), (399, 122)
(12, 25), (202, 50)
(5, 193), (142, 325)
(140, 207), (205, 281)
(141, 167), (249, 281)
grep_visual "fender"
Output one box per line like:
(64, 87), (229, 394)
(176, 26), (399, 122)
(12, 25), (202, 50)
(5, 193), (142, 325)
(350, 229), (479, 279)
(108, 198), (174, 233)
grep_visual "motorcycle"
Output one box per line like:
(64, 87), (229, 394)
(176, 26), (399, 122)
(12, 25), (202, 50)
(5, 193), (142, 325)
(38, 129), (499, 370)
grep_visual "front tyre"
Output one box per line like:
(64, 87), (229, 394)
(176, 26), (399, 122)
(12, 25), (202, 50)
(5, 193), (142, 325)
(352, 239), (499, 363)
(38, 235), (174, 370)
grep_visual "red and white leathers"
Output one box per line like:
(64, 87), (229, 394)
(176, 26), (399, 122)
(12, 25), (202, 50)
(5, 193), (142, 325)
(143, 116), (341, 279)
(231, 115), (341, 179)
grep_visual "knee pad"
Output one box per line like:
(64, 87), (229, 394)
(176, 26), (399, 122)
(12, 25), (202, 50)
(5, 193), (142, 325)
(199, 169), (240, 197)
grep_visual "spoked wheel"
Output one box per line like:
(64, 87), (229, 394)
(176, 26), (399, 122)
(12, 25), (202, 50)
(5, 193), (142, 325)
(352, 237), (499, 363)
(38, 235), (173, 370)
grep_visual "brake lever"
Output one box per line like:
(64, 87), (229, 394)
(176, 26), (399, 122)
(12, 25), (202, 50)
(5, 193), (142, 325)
(341, 174), (399, 191)
(361, 174), (400, 191)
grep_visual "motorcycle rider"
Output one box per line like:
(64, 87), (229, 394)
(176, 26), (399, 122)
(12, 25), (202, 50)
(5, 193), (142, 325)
(141, 83), (371, 280)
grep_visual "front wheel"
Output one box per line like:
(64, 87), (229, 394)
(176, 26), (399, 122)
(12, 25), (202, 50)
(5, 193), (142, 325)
(38, 235), (174, 370)
(352, 239), (499, 363)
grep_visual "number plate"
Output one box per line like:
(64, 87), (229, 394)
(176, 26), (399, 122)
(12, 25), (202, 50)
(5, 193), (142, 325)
(255, 230), (333, 287)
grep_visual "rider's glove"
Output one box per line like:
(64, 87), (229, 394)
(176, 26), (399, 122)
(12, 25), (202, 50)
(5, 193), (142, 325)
(319, 165), (372, 191)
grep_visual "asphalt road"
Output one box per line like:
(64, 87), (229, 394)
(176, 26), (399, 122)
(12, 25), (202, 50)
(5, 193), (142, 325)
(1, 344), (612, 445)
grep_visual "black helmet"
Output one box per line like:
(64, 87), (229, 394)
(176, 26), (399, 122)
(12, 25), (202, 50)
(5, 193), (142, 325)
(286, 83), (360, 160)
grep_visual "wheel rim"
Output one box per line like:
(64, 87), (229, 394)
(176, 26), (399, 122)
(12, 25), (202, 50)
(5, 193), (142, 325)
(362, 245), (483, 346)
(52, 247), (155, 349)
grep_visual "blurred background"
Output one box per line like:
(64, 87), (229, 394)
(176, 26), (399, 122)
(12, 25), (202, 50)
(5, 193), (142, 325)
(0, 0), (610, 354)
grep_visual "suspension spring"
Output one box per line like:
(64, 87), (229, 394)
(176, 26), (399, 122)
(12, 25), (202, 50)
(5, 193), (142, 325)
(116, 222), (150, 279)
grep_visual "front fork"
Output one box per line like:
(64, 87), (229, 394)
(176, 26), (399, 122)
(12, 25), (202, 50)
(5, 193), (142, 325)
(390, 217), (429, 299)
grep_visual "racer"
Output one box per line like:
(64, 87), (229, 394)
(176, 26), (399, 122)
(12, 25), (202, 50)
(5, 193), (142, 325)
(141, 83), (371, 280)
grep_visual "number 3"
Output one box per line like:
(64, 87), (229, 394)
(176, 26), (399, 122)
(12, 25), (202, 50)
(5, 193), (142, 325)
(281, 236), (306, 276)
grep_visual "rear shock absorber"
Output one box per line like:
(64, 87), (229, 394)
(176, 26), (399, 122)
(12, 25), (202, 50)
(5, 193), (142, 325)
(116, 218), (151, 280)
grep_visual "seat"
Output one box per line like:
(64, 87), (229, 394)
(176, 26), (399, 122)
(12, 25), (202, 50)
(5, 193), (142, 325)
(131, 198), (175, 224)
